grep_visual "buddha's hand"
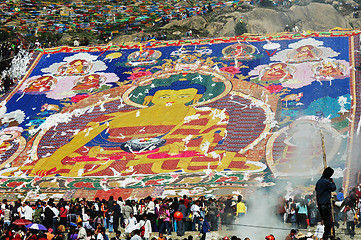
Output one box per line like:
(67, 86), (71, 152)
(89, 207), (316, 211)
(29, 159), (58, 177)
(88, 146), (105, 157)
(143, 96), (152, 106)
(167, 142), (186, 156)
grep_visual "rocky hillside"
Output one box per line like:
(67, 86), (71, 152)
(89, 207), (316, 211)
(113, 2), (361, 43)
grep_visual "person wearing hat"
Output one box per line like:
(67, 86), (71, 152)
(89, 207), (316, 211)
(315, 167), (336, 240)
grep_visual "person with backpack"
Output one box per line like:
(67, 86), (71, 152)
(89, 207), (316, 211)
(137, 214), (152, 240)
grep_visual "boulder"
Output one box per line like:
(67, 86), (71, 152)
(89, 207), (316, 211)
(205, 22), (224, 37)
(288, 3), (350, 31)
(243, 8), (289, 34)
(332, 1), (340, 7)
(59, 33), (72, 44)
(240, 3), (350, 34)
(219, 18), (238, 36)
(240, 2), (256, 10)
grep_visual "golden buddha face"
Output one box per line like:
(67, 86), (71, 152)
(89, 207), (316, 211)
(73, 60), (83, 66)
(273, 64), (282, 70)
(151, 88), (199, 106)
(301, 46), (309, 52)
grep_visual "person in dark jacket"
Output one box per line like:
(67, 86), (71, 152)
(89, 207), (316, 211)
(112, 201), (121, 233)
(198, 216), (210, 240)
(44, 202), (55, 230)
(315, 167), (336, 240)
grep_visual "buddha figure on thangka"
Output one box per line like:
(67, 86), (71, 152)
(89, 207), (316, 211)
(57, 59), (92, 76)
(260, 63), (295, 82)
(8, 63), (277, 178)
(312, 60), (347, 79)
(221, 43), (258, 61)
(23, 76), (57, 93)
(72, 74), (106, 92)
(287, 45), (322, 63)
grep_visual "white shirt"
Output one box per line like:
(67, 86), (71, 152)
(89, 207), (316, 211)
(132, 206), (138, 215)
(96, 233), (104, 240)
(190, 204), (200, 217)
(3, 209), (10, 221)
(74, 40), (80, 47)
(117, 200), (125, 214)
(314, 224), (324, 239)
(82, 213), (90, 223)
(51, 207), (59, 218)
(137, 219), (152, 238)
(146, 201), (155, 214)
(78, 227), (87, 240)
(130, 235), (142, 240)
(22, 205), (33, 221)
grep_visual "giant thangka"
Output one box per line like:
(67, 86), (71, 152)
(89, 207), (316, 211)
(0, 31), (359, 200)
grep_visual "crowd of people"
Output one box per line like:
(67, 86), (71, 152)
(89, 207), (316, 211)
(0, 195), (250, 240)
(0, 0), (227, 38)
(0, 41), (24, 62)
(280, 167), (361, 239)
(0, 75), (16, 94)
(0, 195), (248, 236)
(0, 185), (359, 240)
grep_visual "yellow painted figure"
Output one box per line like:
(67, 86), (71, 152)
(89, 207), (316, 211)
(26, 79), (265, 177)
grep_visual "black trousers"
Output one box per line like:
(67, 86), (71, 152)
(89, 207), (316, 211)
(113, 215), (120, 232)
(318, 204), (335, 240)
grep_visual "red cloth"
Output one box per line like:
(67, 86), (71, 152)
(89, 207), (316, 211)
(184, 198), (190, 209)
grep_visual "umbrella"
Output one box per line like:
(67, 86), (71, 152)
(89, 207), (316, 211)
(25, 223), (47, 231)
(12, 219), (32, 226)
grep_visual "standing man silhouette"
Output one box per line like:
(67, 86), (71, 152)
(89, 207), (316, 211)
(315, 167), (336, 240)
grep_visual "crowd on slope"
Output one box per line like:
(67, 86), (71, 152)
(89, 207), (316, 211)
(0, 41), (24, 62)
(0, 0), (220, 37)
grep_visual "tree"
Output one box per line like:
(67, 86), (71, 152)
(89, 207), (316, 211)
(235, 21), (247, 36)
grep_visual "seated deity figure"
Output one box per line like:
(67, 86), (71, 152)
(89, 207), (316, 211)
(27, 78), (264, 177)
